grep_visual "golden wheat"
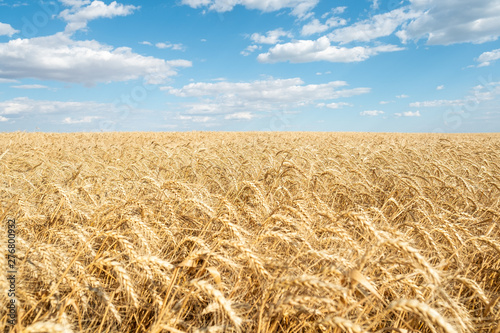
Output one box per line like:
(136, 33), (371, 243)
(0, 132), (499, 332)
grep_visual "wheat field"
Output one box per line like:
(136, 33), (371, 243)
(0, 132), (499, 333)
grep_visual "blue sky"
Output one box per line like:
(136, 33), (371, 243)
(0, 0), (499, 132)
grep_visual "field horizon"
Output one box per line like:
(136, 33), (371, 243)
(3, 131), (500, 135)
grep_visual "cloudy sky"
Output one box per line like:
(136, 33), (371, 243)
(0, 0), (499, 132)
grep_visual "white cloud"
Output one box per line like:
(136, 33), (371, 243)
(60, 0), (139, 33)
(156, 42), (185, 51)
(143, 41), (186, 51)
(241, 44), (261, 56)
(379, 100), (393, 104)
(0, 33), (191, 84)
(395, 110), (421, 117)
(409, 99), (465, 107)
(395, 29), (410, 44)
(165, 59), (192, 67)
(0, 97), (114, 115)
(250, 28), (292, 44)
(0, 78), (18, 83)
(410, 82), (500, 108)
(178, 103), (220, 114)
(436, 85), (445, 90)
(181, 0), (217, 8)
(319, 1), (500, 46)
(326, 102), (352, 109)
(165, 77), (370, 114)
(360, 110), (384, 116)
(225, 112), (254, 120)
(317, 102), (352, 109)
(401, 0), (500, 45)
(330, 6), (346, 15)
(0, 2), (29, 8)
(0, 22), (19, 37)
(396, 94), (409, 98)
(11, 84), (49, 89)
(62, 115), (102, 124)
(301, 17), (347, 36)
(168, 77), (365, 99)
(243, 28), (292, 57)
(177, 115), (213, 123)
(409, 83), (500, 108)
(328, 8), (418, 43)
(476, 48), (500, 67)
(180, 0), (319, 17)
(257, 36), (403, 63)
(0, 116), (8, 122)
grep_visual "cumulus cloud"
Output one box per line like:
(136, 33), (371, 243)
(60, 0), (139, 33)
(241, 44), (261, 56)
(476, 48), (500, 67)
(301, 17), (347, 36)
(396, 94), (409, 98)
(0, 22), (19, 37)
(168, 78), (365, 99)
(165, 59), (192, 67)
(395, 110), (421, 117)
(244, 28), (291, 56)
(180, 0), (319, 17)
(257, 36), (403, 63)
(436, 85), (445, 90)
(317, 1), (500, 46)
(0, 33), (191, 84)
(328, 8), (418, 43)
(317, 102), (352, 109)
(225, 112), (254, 120)
(0, 78), (18, 83)
(409, 99), (465, 107)
(177, 114), (214, 123)
(329, 6), (346, 15)
(410, 82), (500, 108)
(0, 97), (114, 116)
(250, 28), (292, 44)
(11, 84), (50, 89)
(401, 0), (500, 45)
(62, 115), (103, 124)
(181, 0), (211, 6)
(165, 77), (370, 114)
(360, 110), (384, 116)
(155, 42), (185, 51)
